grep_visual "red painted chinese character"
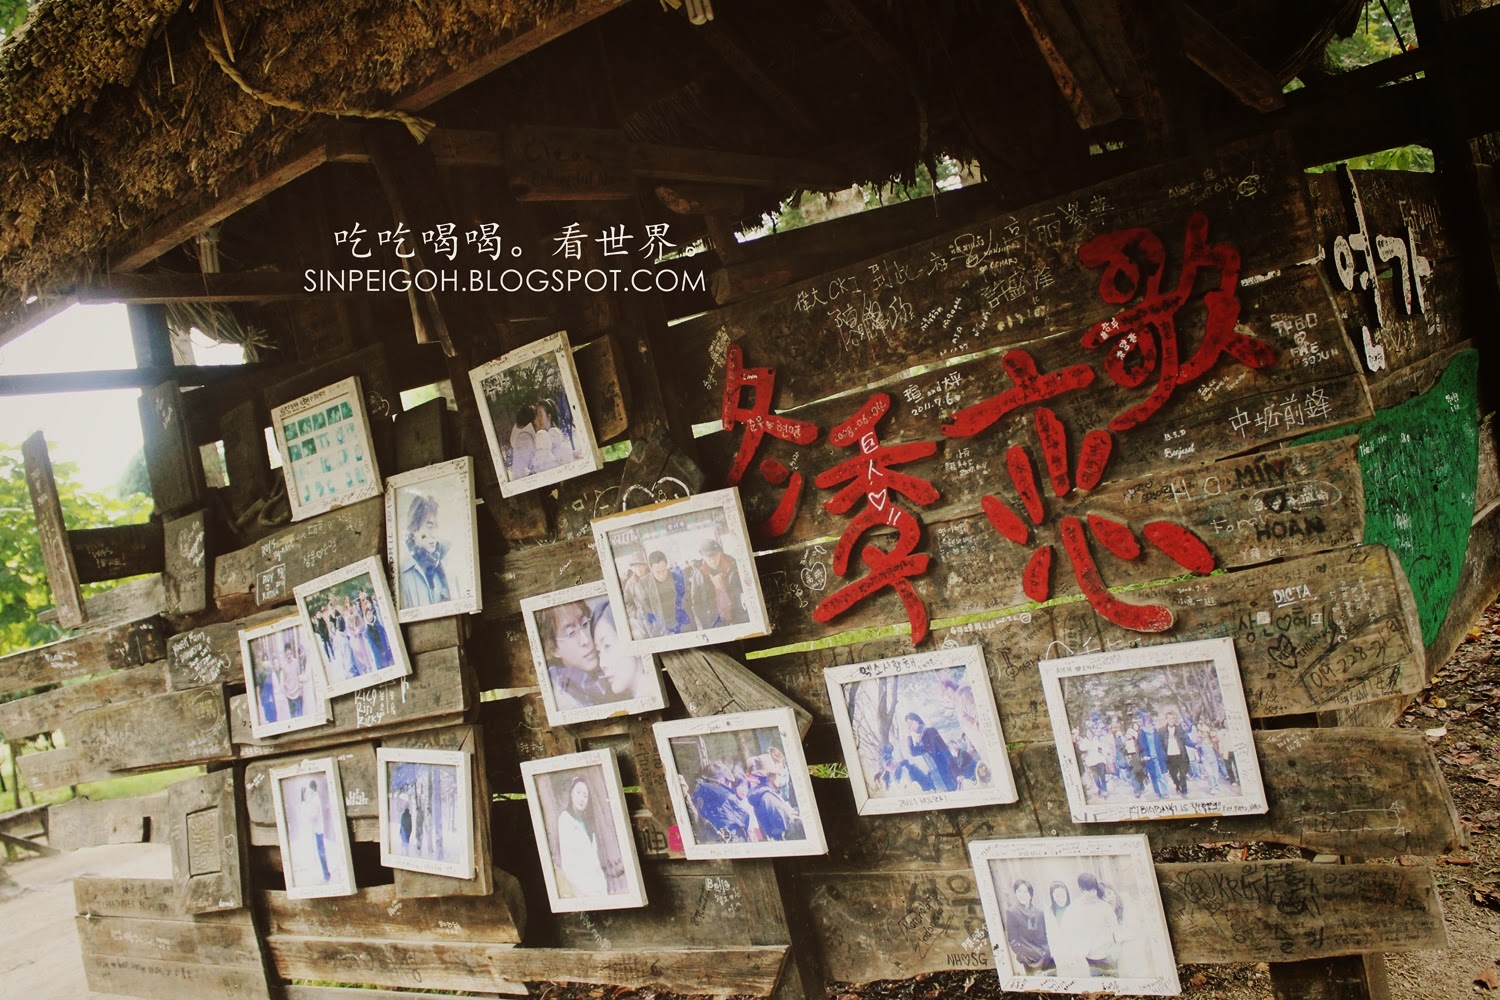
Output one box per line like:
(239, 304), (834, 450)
(981, 408), (1215, 632)
(1079, 211), (1276, 432)
(721, 343), (819, 537)
(941, 349), (1094, 439)
(813, 393), (940, 643)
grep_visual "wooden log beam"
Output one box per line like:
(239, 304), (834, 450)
(0, 615), (166, 698)
(1013, 0), (1125, 129)
(48, 793), (167, 851)
(0, 364), (274, 395)
(262, 881), (524, 945)
(36, 574), (165, 629)
(0, 663), (169, 740)
(1178, 3), (1286, 113)
(21, 432), (84, 629)
(69, 522), (165, 584)
(72, 271), (312, 304)
(71, 686), (234, 772)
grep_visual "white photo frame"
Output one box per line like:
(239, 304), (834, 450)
(270, 756), (357, 899)
(1039, 637), (1267, 824)
(294, 555), (412, 699)
(469, 331), (603, 497)
(239, 614), (329, 739)
(376, 747), (475, 880)
(653, 707), (827, 860)
(271, 376), (383, 521)
(385, 457), (482, 623)
(591, 487), (770, 657)
(825, 645), (1018, 815)
(971, 833), (1180, 995)
(520, 749), (648, 913)
(520, 581), (668, 727)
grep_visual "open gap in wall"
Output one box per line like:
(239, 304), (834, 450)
(1307, 144), (1435, 173)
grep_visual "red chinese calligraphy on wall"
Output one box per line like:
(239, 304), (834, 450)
(720, 343), (819, 537)
(1079, 211), (1276, 432)
(813, 393), (940, 643)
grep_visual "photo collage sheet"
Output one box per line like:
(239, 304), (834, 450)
(256, 335), (1263, 996)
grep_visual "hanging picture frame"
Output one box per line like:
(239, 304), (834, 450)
(385, 456), (482, 623)
(271, 376), (383, 521)
(294, 555), (412, 699)
(238, 613), (329, 739)
(270, 756), (357, 899)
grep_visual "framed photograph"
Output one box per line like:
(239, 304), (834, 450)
(271, 376), (382, 521)
(520, 749), (648, 913)
(294, 555), (412, 699)
(469, 331), (602, 497)
(376, 747), (475, 879)
(385, 457), (482, 623)
(520, 581), (668, 727)
(270, 757), (357, 899)
(238, 614), (329, 739)
(591, 487), (769, 657)
(971, 834), (1179, 995)
(825, 645), (1017, 814)
(653, 707), (827, 860)
(1039, 637), (1267, 824)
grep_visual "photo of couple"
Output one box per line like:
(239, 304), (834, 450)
(271, 758), (355, 899)
(1041, 638), (1267, 824)
(825, 647), (1017, 814)
(240, 616), (326, 739)
(972, 835), (1180, 995)
(378, 748), (474, 879)
(471, 331), (602, 497)
(522, 581), (666, 726)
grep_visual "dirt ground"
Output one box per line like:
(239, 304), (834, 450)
(2, 602), (1498, 1000)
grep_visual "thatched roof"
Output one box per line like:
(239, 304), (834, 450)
(0, 0), (1363, 330)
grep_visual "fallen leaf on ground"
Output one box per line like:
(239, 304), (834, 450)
(1475, 967), (1499, 990)
(1473, 887), (1500, 911)
(1438, 856), (1476, 866)
(1425, 726), (1447, 739)
(1189, 973), (1208, 987)
(1431, 695), (1448, 708)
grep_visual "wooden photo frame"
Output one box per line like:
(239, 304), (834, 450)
(377, 746), (476, 880)
(385, 456), (482, 623)
(470, 331), (602, 497)
(592, 487), (770, 657)
(653, 707), (827, 860)
(238, 613), (329, 739)
(270, 756), (357, 899)
(825, 645), (1017, 815)
(294, 555), (412, 699)
(271, 375), (383, 521)
(1039, 637), (1267, 824)
(970, 833), (1180, 995)
(520, 749), (648, 913)
(520, 580), (668, 727)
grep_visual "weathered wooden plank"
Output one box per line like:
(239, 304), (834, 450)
(756, 544), (1426, 737)
(229, 646), (470, 755)
(506, 125), (633, 201)
(1428, 502), (1500, 677)
(16, 744), (121, 790)
(81, 953), (273, 1000)
(75, 876), (248, 922)
(76, 913), (263, 967)
(35, 574), (166, 629)
(262, 878), (523, 944)
(1013, 0), (1125, 128)
(661, 648), (814, 738)
(803, 861), (1445, 983)
(0, 615), (167, 698)
(577, 331), (630, 443)
(22, 431), (84, 628)
(385, 723), (494, 899)
(0, 662), (168, 739)
(139, 382), (208, 521)
(1178, 3), (1286, 112)
(219, 496), (385, 608)
(393, 396), (451, 474)
(664, 135), (1324, 423)
(163, 511), (211, 616)
(554, 865), (755, 951)
(245, 743), (378, 841)
(266, 936), (787, 996)
(72, 687), (233, 772)
(167, 769), (246, 913)
(70, 522), (166, 584)
(222, 397), (276, 524)
(48, 793), (167, 851)
(166, 609), (286, 691)
(283, 987), (510, 1000)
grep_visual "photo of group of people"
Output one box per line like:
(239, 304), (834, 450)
(1041, 638), (1266, 823)
(240, 615), (327, 739)
(272, 376), (382, 521)
(270, 758), (356, 899)
(471, 331), (602, 497)
(654, 707), (826, 859)
(825, 646), (1017, 814)
(295, 556), (411, 698)
(520, 750), (647, 912)
(973, 835), (1181, 996)
(377, 748), (475, 879)
(522, 582), (667, 726)
(386, 458), (481, 622)
(595, 489), (770, 656)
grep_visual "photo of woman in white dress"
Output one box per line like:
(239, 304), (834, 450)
(554, 775), (610, 898)
(521, 751), (647, 913)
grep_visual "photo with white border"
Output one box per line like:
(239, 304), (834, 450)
(270, 756), (357, 899)
(271, 376), (383, 521)
(1040, 637), (1267, 824)
(376, 746), (475, 880)
(385, 456), (482, 623)
(239, 614), (329, 739)
(294, 555), (412, 699)
(520, 749), (648, 913)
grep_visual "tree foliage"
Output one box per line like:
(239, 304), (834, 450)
(0, 443), (153, 656)
(0, 0), (29, 39)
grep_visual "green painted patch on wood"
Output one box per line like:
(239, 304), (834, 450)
(1301, 350), (1479, 645)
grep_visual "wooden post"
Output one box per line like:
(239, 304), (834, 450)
(21, 431), (85, 629)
